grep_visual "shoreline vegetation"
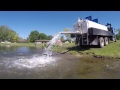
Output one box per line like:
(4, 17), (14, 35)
(0, 40), (120, 59)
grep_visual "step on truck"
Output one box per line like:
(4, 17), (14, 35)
(66, 16), (116, 48)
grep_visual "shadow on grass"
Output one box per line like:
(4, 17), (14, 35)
(66, 45), (99, 54)
(52, 45), (99, 56)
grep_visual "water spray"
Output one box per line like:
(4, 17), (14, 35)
(42, 32), (62, 57)
(42, 31), (75, 57)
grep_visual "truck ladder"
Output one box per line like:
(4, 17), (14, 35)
(82, 33), (89, 45)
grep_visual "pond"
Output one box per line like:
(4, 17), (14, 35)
(0, 46), (120, 79)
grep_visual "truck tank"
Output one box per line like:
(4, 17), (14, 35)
(73, 18), (109, 34)
(73, 18), (83, 34)
(82, 19), (108, 31)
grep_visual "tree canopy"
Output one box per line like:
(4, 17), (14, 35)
(0, 26), (53, 43)
(28, 30), (53, 42)
(29, 30), (40, 42)
(115, 28), (120, 40)
(47, 35), (53, 40)
(64, 28), (71, 40)
(0, 25), (19, 42)
(39, 33), (48, 40)
(60, 36), (64, 41)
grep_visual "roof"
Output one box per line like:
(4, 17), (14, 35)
(35, 40), (50, 42)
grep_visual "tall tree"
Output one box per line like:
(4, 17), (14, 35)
(0, 25), (20, 42)
(63, 28), (72, 43)
(47, 35), (53, 40)
(26, 37), (30, 42)
(39, 33), (47, 40)
(64, 28), (71, 40)
(115, 28), (120, 40)
(29, 30), (39, 42)
(60, 36), (64, 41)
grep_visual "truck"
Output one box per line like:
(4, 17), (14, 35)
(62, 16), (116, 48)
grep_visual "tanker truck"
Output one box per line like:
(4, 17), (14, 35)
(61, 17), (116, 48)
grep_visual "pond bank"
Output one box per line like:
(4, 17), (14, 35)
(1, 41), (120, 60)
(56, 51), (120, 60)
(79, 52), (120, 60)
(52, 40), (120, 59)
(0, 43), (35, 47)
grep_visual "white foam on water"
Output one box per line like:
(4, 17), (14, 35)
(12, 55), (56, 69)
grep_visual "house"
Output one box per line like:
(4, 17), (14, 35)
(18, 40), (28, 43)
(35, 40), (50, 46)
(35, 40), (50, 44)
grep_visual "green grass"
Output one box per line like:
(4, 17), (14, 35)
(51, 43), (80, 55)
(51, 40), (120, 58)
(83, 41), (120, 57)
(0, 43), (36, 47)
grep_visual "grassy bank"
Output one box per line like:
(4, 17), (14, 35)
(0, 43), (36, 47)
(52, 40), (120, 58)
(83, 40), (120, 57)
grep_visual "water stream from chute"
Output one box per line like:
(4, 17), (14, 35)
(42, 32), (61, 57)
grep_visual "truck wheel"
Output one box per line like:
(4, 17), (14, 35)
(104, 37), (108, 46)
(99, 37), (104, 48)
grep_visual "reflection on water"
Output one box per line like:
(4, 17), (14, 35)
(0, 46), (120, 79)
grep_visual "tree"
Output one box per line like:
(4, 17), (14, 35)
(26, 37), (30, 42)
(64, 28), (71, 40)
(64, 28), (73, 43)
(60, 36), (64, 41)
(47, 35), (53, 40)
(29, 30), (39, 42)
(0, 25), (20, 42)
(12, 33), (19, 42)
(39, 33), (47, 40)
(115, 28), (120, 40)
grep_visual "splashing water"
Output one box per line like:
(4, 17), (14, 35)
(12, 55), (56, 69)
(2, 54), (57, 69)
(42, 32), (61, 57)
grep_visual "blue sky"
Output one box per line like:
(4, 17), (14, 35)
(0, 11), (120, 39)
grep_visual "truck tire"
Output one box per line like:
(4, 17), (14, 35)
(99, 37), (104, 48)
(104, 37), (108, 46)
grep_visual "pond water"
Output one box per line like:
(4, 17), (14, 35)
(0, 46), (120, 79)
